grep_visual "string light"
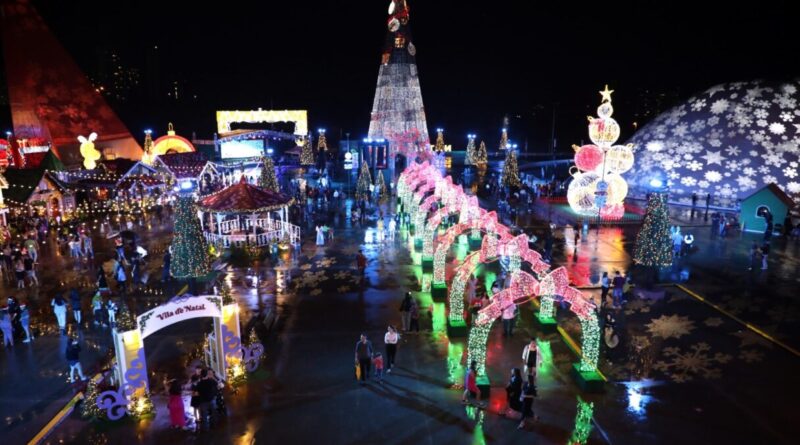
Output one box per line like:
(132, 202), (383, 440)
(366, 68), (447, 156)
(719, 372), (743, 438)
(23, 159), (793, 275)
(633, 191), (673, 267)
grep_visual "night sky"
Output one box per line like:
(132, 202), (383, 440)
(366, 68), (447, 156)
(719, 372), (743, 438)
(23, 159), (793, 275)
(6, 0), (796, 152)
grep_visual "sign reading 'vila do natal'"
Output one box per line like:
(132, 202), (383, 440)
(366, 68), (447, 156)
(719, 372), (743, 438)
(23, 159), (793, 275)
(137, 295), (222, 339)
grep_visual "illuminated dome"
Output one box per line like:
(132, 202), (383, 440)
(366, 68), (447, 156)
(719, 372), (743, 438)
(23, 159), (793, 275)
(627, 80), (800, 206)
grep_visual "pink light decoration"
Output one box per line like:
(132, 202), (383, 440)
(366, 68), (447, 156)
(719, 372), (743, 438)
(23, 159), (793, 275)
(574, 144), (604, 172)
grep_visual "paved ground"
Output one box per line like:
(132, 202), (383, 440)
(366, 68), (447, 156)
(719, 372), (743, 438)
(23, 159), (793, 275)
(3, 164), (799, 444)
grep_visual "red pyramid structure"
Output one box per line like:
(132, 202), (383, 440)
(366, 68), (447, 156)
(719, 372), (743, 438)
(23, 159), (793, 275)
(1, 0), (142, 167)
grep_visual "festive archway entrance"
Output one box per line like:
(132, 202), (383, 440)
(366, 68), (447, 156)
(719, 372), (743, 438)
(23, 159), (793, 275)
(97, 294), (263, 420)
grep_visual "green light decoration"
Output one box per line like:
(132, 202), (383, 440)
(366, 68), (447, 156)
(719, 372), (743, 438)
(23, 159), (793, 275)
(569, 398), (595, 444)
(633, 192), (673, 267)
(578, 311), (601, 372)
(258, 156), (280, 193)
(171, 195), (212, 280)
(81, 380), (106, 420)
(431, 302), (446, 336)
(448, 252), (481, 323)
(467, 320), (493, 376)
(447, 341), (465, 386)
(300, 136), (314, 166)
(115, 303), (137, 333)
(355, 160), (373, 201)
(501, 149), (522, 188)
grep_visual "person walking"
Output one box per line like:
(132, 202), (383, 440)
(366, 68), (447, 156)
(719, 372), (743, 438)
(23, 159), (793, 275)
(52, 294), (68, 335)
(384, 325), (399, 372)
(162, 249), (172, 283)
(0, 307), (13, 348)
(82, 234), (94, 259)
(66, 337), (87, 383)
(19, 302), (32, 343)
(356, 250), (367, 276)
(505, 368), (523, 417)
(91, 292), (106, 327)
(23, 253), (38, 286)
(522, 338), (539, 376)
(164, 377), (188, 430)
(354, 334), (373, 385)
(372, 352), (384, 384)
(461, 360), (486, 407)
(760, 242), (770, 271)
(69, 288), (82, 326)
(97, 268), (109, 293)
(600, 272), (610, 305)
(399, 292), (413, 332)
(409, 298), (420, 333)
(107, 299), (118, 327)
(748, 242), (758, 271)
(502, 303), (516, 337)
(194, 369), (218, 427)
(115, 262), (128, 295)
(612, 271), (626, 308)
(24, 236), (39, 263)
(14, 258), (25, 288)
(518, 374), (537, 429)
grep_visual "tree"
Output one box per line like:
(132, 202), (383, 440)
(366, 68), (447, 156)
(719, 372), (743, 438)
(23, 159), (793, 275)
(498, 128), (508, 151)
(115, 303), (136, 332)
(258, 156), (280, 193)
(171, 195), (211, 280)
(300, 136), (314, 166)
(633, 192), (672, 268)
(474, 141), (488, 166)
(501, 150), (521, 188)
(375, 170), (389, 204)
(355, 161), (373, 201)
(81, 380), (106, 420)
(433, 129), (445, 153)
(465, 137), (476, 165)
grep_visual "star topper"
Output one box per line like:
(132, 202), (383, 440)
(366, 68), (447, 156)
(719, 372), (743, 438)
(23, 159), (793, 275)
(599, 84), (614, 103)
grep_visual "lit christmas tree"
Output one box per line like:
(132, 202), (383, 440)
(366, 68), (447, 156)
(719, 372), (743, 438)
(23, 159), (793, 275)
(375, 169), (389, 204)
(356, 161), (373, 201)
(433, 128), (445, 153)
(258, 156), (280, 193)
(141, 130), (155, 165)
(474, 141), (488, 166)
(316, 131), (328, 152)
(633, 192), (672, 267)
(501, 150), (521, 188)
(464, 135), (476, 165)
(115, 303), (136, 332)
(171, 195), (212, 280)
(127, 390), (155, 419)
(498, 127), (508, 151)
(300, 136), (314, 166)
(81, 380), (106, 420)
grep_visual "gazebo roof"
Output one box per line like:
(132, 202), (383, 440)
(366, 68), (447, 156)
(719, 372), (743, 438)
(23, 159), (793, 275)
(198, 176), (293, 214)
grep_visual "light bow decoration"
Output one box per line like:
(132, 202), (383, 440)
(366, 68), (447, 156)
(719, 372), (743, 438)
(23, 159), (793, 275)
(567, 85), (634, 219)
(78, 132), (101, 169)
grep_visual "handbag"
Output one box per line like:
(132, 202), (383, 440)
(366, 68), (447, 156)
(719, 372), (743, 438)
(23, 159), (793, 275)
(354, 362), (361, 380)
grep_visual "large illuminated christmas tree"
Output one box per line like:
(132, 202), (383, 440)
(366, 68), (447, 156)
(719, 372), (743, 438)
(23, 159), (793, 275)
(633, 192), (672, 267)
(259, 156), (279, 193)
(367, 0), (431, 179)
(171, 195), (211, 279)
(474, 141), (488, 166)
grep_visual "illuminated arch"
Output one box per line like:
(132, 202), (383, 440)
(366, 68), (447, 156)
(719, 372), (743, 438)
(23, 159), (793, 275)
(433, 210), (510, 284)
(422, 193), (474, 256)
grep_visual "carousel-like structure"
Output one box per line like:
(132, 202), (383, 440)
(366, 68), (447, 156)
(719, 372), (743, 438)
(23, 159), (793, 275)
(197, 176), (299, 249)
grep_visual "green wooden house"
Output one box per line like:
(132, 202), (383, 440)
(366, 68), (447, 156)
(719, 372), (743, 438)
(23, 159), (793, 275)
(740, 184), (795, 233)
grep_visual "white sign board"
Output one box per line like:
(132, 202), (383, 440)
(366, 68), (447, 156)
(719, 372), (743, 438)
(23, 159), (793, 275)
(137, 295), (222, 339)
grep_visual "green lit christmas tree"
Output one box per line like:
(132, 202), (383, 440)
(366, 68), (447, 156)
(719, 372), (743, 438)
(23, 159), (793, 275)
(355, 161), (372, 201)
(300, 136), (314, 166)
(474, 141), (488, 166)
(465, 137), (476, 165)
(501, 150), (521, 188)
(633, 192), (672, 267)
(375, 170), (389, 204)
(258, 156), (280, 193)
(115, 303), (137, 332)
(171, 195), (211, 280)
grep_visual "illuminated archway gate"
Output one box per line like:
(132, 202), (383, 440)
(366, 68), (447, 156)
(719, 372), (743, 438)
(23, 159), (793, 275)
(97, 294), (260, 420)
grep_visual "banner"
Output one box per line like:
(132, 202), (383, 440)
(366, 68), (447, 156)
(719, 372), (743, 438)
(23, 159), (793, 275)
(137, 295), (222, 339)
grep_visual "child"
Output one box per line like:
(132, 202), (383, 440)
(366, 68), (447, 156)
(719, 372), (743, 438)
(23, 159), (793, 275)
(372, 352), (384, 384)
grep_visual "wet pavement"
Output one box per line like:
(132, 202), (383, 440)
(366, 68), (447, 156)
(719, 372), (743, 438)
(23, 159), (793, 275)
(3, 187), (799, 444)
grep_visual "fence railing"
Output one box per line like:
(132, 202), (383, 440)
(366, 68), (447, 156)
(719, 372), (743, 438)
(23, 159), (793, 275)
(204, 220), (300, 248)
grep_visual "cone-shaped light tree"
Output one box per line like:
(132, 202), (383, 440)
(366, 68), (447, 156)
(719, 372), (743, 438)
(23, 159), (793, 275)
(375, 170), (389, 204)
(433, 128), (445, 153)
(258, 156), (280, 193)
(465, 135), (476, 165)
(171, 195), (211, 280)
(474, 141), (488, 166)
(633, 192), (673, 268)
(501, 150), (521, 188)
(356, 160), (373, 202)
(300, 136), (314, 166)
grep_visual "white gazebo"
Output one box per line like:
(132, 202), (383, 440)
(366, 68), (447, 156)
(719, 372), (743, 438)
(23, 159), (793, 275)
(197, 176), (299, 249)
